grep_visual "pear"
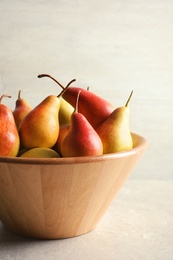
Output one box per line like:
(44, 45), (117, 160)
(19, 95), (61, 149)
(63, 86), (116, 129)
(37, 74), (115, 129)
(38, 74), (76, 127)
(96, 91), (133, 154)
(0, 95), (20, 157)
(13, 90), (32, 129)
(61, 91), (103, 157)
(59, 97), (74, 125)
(20, 147), (60, 158)
(53, 124), (70, 156)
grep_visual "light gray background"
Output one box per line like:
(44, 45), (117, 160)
(0, 1), (173, 259)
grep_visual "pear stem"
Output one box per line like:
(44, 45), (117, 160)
(125, 90), (133, 107)
(18, 90), (21, 99)
(38, 73), (76, 97)
(75, 90), (81, 113)
(0, 94), (11, 104)
(37, 74), (65, 89)
(57, 79), (76, 98)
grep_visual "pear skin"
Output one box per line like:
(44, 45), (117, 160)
(96, 91), (133, 154)
(20, 147), (60, 158)
(61, 90), (103, 157)
(59, 97), (74, 126)
(53, 124), (70, 156)
(0, 95), (20, 157)
(96, 107), (133, 153)
(61, 112), (103, 157)
(19, 95), (60, 149)
(13, 90), (32, 129)
(62, 87), (115, 129)
(37, 74), (113, 128)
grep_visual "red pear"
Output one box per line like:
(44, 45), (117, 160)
(62, 87), (115, 129)
(37, 74), (115, 129)
(0, 95), (20, 157)
(61, 92), (103, 157)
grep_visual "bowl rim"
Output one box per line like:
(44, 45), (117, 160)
(0, 132), (148, 165)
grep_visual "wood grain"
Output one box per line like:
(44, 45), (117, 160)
(0, 133), (147, 239)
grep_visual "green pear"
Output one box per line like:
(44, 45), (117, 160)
(19, 95), (61, 149)
(0, 95), (20, 157)
(13, 90), (32, 129)
(59, 97), (74, 125)
(20, 147), (60, 158)
(61, 91), (103, 157)
(96, 91), (133, 154)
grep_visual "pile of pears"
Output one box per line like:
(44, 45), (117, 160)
(0, 74), (134, 159)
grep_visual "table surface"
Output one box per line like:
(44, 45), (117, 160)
(0, 0), (173, 259)
(1, 180), (173, 260)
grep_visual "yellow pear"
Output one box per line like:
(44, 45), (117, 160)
(19, 95), (60, 149)
(96, 91), (133, 154)
(20, 147), (60, 158)
(13, 90), (32, 129)
(37, 74), (79, 126)
(59, 97), (74, 125)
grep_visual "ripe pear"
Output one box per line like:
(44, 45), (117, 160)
(61, 91), (103, 157)
(59, 97), (74, 125)
(0, 95), (20, 157)
(96, 91), (133, 154)
(19, 95), (61, 149)
(20, 147), (60, 158)
(53, 124), (70, 156)
(13, 90), (32, 129)
(37, 74), (115, 129)
(62, 87), (115, 129)
(38, 74), (76, 127)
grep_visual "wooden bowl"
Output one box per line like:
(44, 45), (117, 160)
(0, 133), (147, 239)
